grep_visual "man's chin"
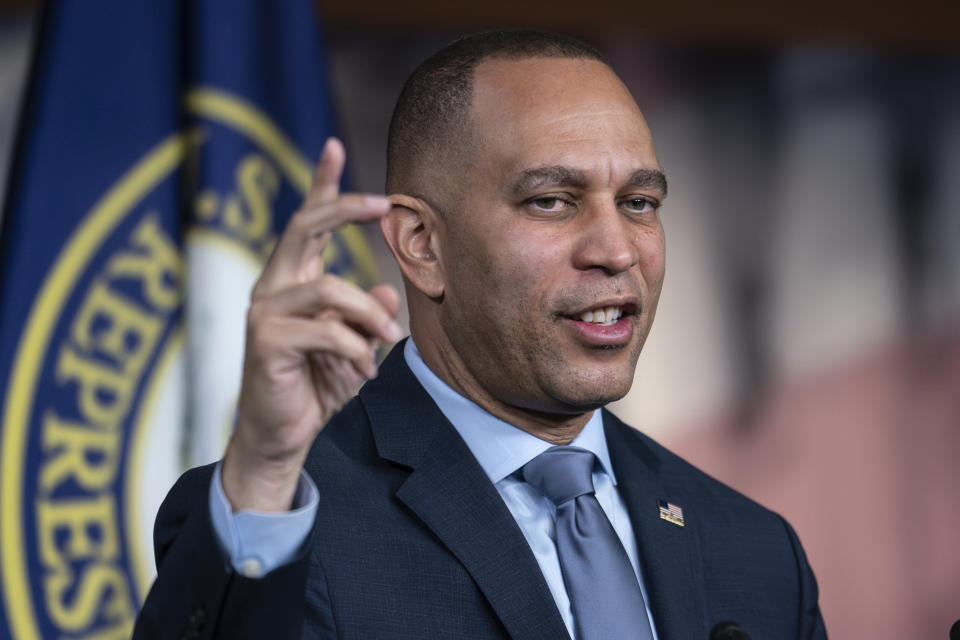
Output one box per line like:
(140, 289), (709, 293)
(547, 377), (634, 413)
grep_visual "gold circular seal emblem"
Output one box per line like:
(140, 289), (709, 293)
(0, 88), (376, 639)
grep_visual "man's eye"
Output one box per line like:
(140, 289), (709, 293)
(530, 197), (568, 212)
(622, 197), (657, 214)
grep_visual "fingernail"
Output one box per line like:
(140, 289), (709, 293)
(364, 195), (391, 211)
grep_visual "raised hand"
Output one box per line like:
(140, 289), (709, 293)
(221, 138), (402, 512)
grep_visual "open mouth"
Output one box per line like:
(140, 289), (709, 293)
(572, 303), (637, 326)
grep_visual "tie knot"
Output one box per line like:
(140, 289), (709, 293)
(523, 446), (597, 506)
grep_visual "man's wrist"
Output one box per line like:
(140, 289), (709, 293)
(221, 437), (305, 512)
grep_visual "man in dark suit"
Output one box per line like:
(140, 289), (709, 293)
(134, 31), (827, 639)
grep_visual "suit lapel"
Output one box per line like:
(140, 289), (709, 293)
(360, 343), (569, 640)
(604, 411), (709, 640)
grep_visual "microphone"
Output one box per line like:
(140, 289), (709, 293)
(949, 618), (960, 640)
(710, 621), (752, 640)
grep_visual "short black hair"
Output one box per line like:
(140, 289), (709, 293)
(385, 30), (611, 196)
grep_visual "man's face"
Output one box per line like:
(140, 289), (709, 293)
(434, 56), (666, 416)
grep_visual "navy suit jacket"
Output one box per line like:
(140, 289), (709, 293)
(134, 343), (827, 639)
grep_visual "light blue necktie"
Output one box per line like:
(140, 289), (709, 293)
(524, 446), (655, 640)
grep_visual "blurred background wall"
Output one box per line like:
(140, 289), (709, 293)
(1, 1), (958, 637)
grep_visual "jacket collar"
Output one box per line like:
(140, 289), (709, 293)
(604, 411), (709, 639)
(359, 341), (569, 639)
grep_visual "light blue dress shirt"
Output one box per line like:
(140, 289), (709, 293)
(209, 338), (658, 638)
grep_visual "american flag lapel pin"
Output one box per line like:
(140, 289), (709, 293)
(658, 499), (684, 527)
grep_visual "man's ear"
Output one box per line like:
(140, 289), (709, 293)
(380, 194), (445, 299)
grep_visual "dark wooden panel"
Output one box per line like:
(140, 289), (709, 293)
(1, 0), (957, 48)
(320, 0), (960, 48)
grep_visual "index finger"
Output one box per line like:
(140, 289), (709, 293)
(306, 137), (346, 206)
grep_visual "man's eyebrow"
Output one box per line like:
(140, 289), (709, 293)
(507, 166), (589, 196)
(506, 166), (668, 198)
(626, 168), (668, 198)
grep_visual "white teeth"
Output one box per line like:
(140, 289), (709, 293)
(578, 306), (623, 326)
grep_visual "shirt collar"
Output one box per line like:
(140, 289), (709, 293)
(403, 338), (617, 485)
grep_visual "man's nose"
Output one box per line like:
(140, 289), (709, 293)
(571, 202), (641, 275)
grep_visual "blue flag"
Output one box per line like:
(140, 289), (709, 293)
(0, 2), (377, 638)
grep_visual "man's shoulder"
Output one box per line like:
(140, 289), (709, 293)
(604, 412), (825, 638)
(602, 409), (787, 530)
